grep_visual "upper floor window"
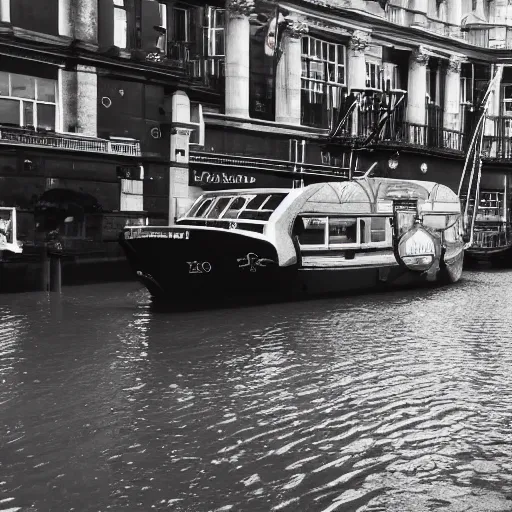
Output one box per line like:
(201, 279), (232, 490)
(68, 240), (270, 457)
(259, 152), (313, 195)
(301, 36), (346, 128)
(114, 0), (127, 49)
(204, 7), (225, 58)
(0, 72), (56, 131)
(365, 61), (381, 90)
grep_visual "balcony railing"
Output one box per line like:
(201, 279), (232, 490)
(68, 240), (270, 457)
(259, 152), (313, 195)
(482, 117), (512, 159)
(328, 90), (464, 152)
(0, 126), (141, 157)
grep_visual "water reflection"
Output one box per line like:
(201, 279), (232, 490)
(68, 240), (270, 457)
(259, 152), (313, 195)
(1, 272), (512, 510)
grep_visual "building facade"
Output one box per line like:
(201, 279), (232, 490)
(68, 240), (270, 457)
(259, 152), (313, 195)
(0, 0), (225, 287)
(0, 0), (511, 288)
(191, 0), (512, 224)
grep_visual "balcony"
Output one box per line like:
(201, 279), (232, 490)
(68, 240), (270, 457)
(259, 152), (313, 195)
(482, 117), (512, 159)
(0, 126), (141, 157)
(328, 91), (465, 153)
(140, 41), (224, 90)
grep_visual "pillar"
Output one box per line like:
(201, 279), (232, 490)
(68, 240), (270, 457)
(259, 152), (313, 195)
(76, 66), (97, 137)
(0, 0), (10, 24)
(58, 0), (72, 37)
(411, 0), (428, 27)
(224, 0), (251, 118)
(169, 91), (197, 224)
(348, 30), (369, 91)
(485, 65), (502, 157)
(59, 65), (97, 137)
(74, 0), (98, 44)
(275, 20), (307, 125)
(406, 47), (429, 144)
(443, 56), (462, 147)
(347, 30), (370, 136)
(447, 0), (462, 37)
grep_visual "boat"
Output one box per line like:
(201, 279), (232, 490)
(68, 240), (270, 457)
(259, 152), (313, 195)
(119, 176), (464, 305)
(458, 64), (512, 266)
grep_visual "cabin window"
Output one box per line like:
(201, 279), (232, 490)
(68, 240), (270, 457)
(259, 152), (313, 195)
(370, 217), (387, 242)
(238, 194), (286, 220)
(207, 197), (231, 219)
(192, 198), (214, 217)
(222, 197), (246, 219)
(298, 217), (327, 246)
(328, 218), (358, 245)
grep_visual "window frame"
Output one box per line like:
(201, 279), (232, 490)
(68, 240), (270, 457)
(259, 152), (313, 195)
(113, 0), (128, 49)
(0, 72), (57, 131)
(298, 215), (392, 251)
(300, 35), (346, 128)
(204, 6), (225, 58)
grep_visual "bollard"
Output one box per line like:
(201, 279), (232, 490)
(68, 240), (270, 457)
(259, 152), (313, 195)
(41, 243), (50, 292)
(50, 254), (62, 293)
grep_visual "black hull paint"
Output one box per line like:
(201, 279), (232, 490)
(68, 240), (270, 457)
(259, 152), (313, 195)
(464, 245), (512, 268)
(119, 227), (448, 307)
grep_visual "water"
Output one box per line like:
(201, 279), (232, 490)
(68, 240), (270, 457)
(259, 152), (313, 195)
(2, 271), (512, 511)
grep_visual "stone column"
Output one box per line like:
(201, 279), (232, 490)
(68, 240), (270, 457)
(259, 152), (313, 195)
(0, 0), (10, 24)
(447, 0), (462, 37)
(76, 65), (98, 137)
(411, 0), (428, 27)
(348, 30), (370, 136)
(59, 65), (97, 137)
(58, 0), (72, 37)
(275, 19), (307, 125)
(443, 57), (462, 138)
(485, 65), (502, 157)
(406, 47), (429, 144)
(169, 91), (199, 224)
(224, 0), (252, 118)
(74, 0), (98, 45)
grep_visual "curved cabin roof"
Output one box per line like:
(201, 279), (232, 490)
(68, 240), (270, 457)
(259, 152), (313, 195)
(289, 178), (461, 216)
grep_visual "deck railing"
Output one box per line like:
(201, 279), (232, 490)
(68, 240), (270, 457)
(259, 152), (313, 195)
(0, 126), (141, 156)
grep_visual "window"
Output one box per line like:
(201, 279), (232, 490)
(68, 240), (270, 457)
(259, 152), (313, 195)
(301, 36), (346, 128)
(114, 0), (127, 49)
(329, 218), (358, 244)
(174, 7), (190, 42)
(187, 193), (285, 220)
(502, 84), (512, 116)
(0, 72), (57, 131)
(298, 217), (327, 246)
(298, 216), (390, 249)
(365, 62), (381, 90)
(207, 197), (231, 219)
(157, 2), (167, 52)
(203, 7), (225, 57)
(120, 178), (144, 212)
(370, 217), (387, 242)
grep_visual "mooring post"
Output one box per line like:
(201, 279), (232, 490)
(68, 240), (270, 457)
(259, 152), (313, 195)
(41, 243), (50, 292)
(50, 254), (62, 293)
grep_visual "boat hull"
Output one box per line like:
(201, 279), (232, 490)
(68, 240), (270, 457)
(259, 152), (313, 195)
(119, 226), (458, 306)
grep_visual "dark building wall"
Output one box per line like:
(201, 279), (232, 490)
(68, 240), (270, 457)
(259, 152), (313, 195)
(356, 150), (464, 192)
(144, 164), (169, 214)
(204, 125), (328, 164)
(11, 0), (59, 35)
(97, 77), (169, 158)
(0, 151), (121, 212)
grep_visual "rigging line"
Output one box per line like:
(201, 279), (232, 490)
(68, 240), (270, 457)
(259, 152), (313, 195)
(467, 129), (486, 249)
(329, 97), (359, 140)
(362, 92), (407, 146)
(457, 66), (503, 198)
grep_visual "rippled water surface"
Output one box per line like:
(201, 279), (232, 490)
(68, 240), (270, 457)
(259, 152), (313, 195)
(2, 271), (512, 511)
